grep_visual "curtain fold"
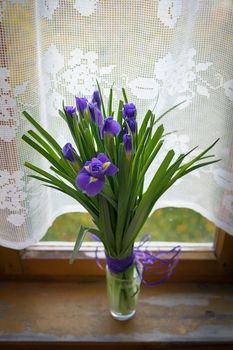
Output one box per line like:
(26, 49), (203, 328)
(0, 0), (232, 249)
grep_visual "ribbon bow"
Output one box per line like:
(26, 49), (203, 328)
(91, 233), (181, 286)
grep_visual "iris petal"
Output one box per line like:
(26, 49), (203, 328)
(97, 153), (119, 175)
(92, 90), (101, 110)
(76, 172), (90, 191)
(127, 118), (136, 134)
(89, 103), (103, 126)
(100, 117), (121, 139)
(86, 176), (105, 197)
(102, 162), (111, 171)
(105, 163), (119, 176)
(97, 153), (109, 163)
(77, 153), (118, 197)
(75, 97), (88, 116)
(123, 134), (132, 153)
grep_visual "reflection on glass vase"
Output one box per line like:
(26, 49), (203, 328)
(106, 261), (142, 321)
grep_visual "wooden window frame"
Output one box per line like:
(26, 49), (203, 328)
(0, 227), (232, 282)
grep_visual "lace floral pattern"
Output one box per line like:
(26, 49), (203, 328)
(74, 0), (99, 16)
(0, 68), (18, 142)
(128, 48), (214, 109)
(60, 48), (115, 96)
(157, 0), (182, 28)
(0, 170), (26, 226)
(42, 45), (115, 117)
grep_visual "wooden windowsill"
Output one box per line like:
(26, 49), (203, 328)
(0, 281), (233, 349)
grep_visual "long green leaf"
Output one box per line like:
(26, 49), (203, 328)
(154, 101), (185, 124)
(27, 129), (76, 177)
(138, 109), (153, 142)
(89, 121), (105, 153)
(50, 166), (76, 186)
(25, 162), (99, 220)
(115, 144), (132, 254)
(72, 114), (87, 162)
(96, 80), (106, 118)
(127, 140), (164, 222)
(173, 139), (220, 181)
(122, 87), (128, 103)
(123, 150), (175, 251)
(23, 111), (61, 153)
(181, 159), (221, 176)
(129, 125), (164, 207)
(99, 192), (117, 210)
(108, 87), (113, 116)
(144, 124), (164, 159)
(69, 226), (89, 263)
(117, 100), (123, 126)
(84, 128), (96, 157)
(99, 196), (115, 256)
(22, 135), (67, 174)
(27, 130), (60, 162)
(58, 109), (66, 121)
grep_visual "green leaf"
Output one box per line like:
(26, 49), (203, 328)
(69, 226), (89, 264)
(49, 166), (76, 186)
(99, 180), (117, 210)
(127, 140), (164, 221)
(117, 100), (124, 126)
(72, 115), (86, 162)
(122, 87), (128, 103)
(108, 87), (113, 116)
(129, 125), (164, 203)
(25, 162), (99, 220)
(182, 159), (221, 176)
(22, 135), (66, 174)
(123, 150), (175, 251)
(154, 100), (186, 124)
(84, 128), (96, 157)
(138, 109), (153, 142)
(28, 175), (55, 185)
(131, 126), (150, 170)
(144, 124), (164, 159)
(58, 109), (66, 121)
(89, 121), (105, 153)
(96, 80), (106, 118)
(115, 144), (133, 254)
(173, 139), (220, 181)
(27, 130), (60, 162)
(99, 196), (115, 256)
(99, 191), (117, 210)
(22, 111), (61, 154)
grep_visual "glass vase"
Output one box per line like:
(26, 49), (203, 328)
(106, 261), (142, 320)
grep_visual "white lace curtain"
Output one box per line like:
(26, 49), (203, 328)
(0, 0), (232, 249)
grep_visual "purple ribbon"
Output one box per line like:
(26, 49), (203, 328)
(106, 253), (135, 274)
(92, 234), (181, 286)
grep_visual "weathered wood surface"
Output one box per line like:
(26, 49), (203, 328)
(0, 282), (232, 349)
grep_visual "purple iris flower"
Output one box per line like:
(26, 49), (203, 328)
(122, 103), (136, 119)
(75, 97), (88, 116)
(92, 90), (101, 110)
(76, 153), (119, 197)
(62, 143), (76, 163)
(88, 103), (103, 126)
(126, 118), (136, 134)
(65, 106), (76, 119)
(100, 117), (121, 139)
(123, 134), (132, 153)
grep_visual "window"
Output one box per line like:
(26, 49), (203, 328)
(42, 208), (216, 243)
(1, 226), (232, 283)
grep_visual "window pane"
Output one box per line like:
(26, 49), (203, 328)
(42, 208), (216, 243)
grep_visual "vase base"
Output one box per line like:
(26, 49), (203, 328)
(110, 310), (136, 321)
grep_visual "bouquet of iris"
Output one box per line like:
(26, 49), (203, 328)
(22, 83), (219, 320)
